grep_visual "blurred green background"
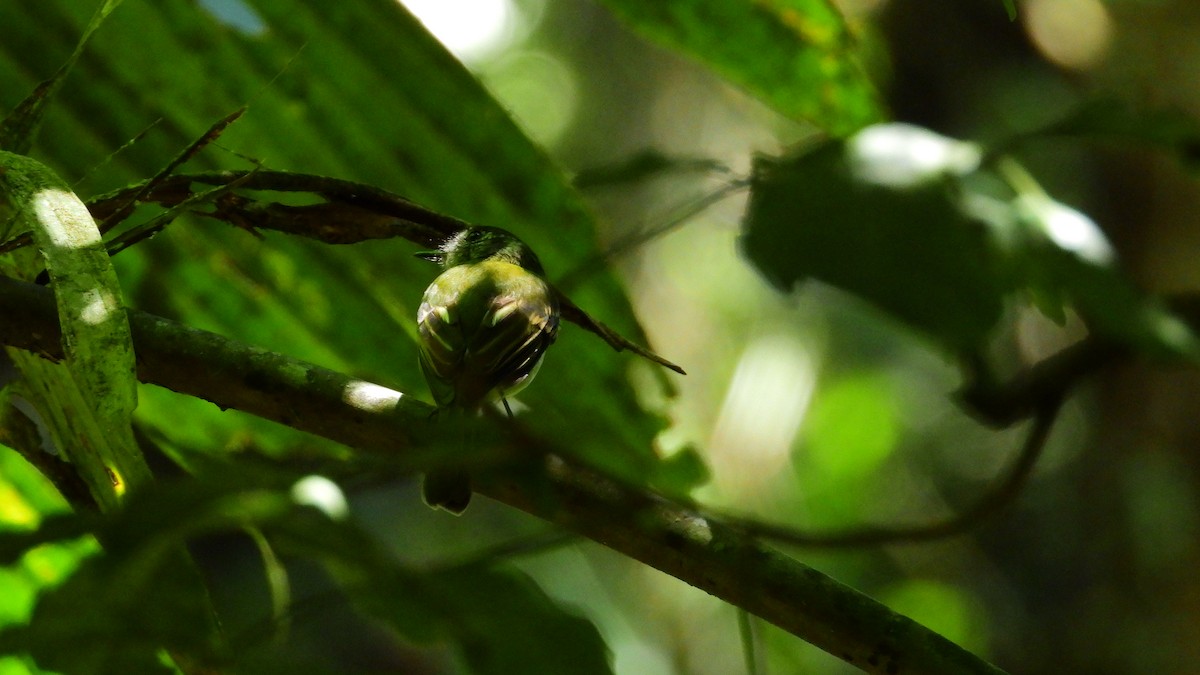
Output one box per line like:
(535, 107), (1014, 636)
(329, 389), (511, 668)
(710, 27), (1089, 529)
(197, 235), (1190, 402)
(3, 0), (1200, 673)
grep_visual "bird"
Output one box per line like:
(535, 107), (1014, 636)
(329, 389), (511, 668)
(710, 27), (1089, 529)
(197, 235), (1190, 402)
(415, 225), (560, 513)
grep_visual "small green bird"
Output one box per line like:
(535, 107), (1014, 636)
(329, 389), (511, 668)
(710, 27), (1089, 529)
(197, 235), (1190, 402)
(416, 226), (560, 513)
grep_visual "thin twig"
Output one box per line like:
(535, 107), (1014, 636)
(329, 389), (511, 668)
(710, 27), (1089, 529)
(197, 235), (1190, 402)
(86, 170), (467, 245)
(713, 396), (1065, 548)
(738, 608), (762, 675)
(556, 178), (749, 292)
(105, 169), (260, 256)
(86, 170), (686, 374)
(97, 108), (246, 236)
(557, 292), (686, 374)
(71, 118), (162, 189)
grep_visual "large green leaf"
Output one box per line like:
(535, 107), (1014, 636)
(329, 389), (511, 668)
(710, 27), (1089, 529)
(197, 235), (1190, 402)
(742, 139), (1008, 353)
(0, 444), (98, 671)
(278, 512), (613, 675)
(0, 0), (670, 480)
(0, 471), (611, 675)
(0, 3), (673, 669)
(0, 0), (147, 512)
(742, 123), (1200, 359)
(594, 0), (883, 135)
(0, 153), (145, 510)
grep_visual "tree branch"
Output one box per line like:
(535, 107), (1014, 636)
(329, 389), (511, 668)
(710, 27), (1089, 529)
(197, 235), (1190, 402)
(80, 170), (685, 374)
(0, 274), (1001, 675)
(0, 275), (436, 460)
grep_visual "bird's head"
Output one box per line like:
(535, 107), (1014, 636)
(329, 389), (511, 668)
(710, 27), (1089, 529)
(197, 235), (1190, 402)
(416, 226), (545, 274)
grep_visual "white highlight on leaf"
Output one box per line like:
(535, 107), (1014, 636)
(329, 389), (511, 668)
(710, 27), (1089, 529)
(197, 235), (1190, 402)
(342, 380), (403, 412)
(34, 189), (102, 248)
(77, 287), (117, 325)
(848, 123), (982, 188)
(291, 475), (349, 520)
(1018, 194), (1115, 265)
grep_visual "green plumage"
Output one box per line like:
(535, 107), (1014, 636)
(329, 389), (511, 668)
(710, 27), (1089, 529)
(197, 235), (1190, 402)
(416, 227), (559, 513)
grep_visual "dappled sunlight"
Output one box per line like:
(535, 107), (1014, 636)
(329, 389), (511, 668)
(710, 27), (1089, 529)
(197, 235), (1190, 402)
(76, 287), (119, 326)
(0, 481), (39, 528)
(481, 49), (579, 146)
(290, 475), (349, 520)
(34, 189), (101, 249)
(399, 0), (572, 144)
(8, 0), (1200, 671)
(801, 373), (898, 483)
(400, 0), (522, 63)
(708, 334), (816, 496)
(341, 379), (404, 413)
(847, 123), (981, 188)
(1017, 194), (1115, 265)
(108, 466), (126, 498)
(1149, 309), (1200, 354)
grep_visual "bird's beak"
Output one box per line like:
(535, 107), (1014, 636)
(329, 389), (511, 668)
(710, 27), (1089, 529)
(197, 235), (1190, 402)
(414, 250), (443, 264)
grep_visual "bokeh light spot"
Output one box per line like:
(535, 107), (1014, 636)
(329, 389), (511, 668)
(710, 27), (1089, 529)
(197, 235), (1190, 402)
(802, 372), (898, 481)
(400, 0), (516, 63)
(481, 50), (579, 146)
(709, 334), (817, 495)
(1024, 0), (1113, 70)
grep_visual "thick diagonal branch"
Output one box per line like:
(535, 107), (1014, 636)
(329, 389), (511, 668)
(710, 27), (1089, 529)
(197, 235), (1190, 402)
(0, 274), (1002, 675)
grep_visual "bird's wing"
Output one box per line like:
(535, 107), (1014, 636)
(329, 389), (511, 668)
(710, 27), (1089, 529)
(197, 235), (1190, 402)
(417, 291), (465, 408)
(418, 262), (559, 408)
(477, 280), (559, 398)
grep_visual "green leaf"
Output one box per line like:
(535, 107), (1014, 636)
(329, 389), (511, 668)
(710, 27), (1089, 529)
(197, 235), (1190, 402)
(0, 513), (93, 567)
(0, 153), (146, 510)
(2, 5), (649, 667)
(742, 123), (1200, 360)
(0, 0), (124, 153)
(281, 516), (613, 675)
(0, 446), (98, 668)
(0, 0), (673, 486)
(802, 372), (898, 482)
(1031, 242), (1197, 358)
(0, 547), (211, 674)
(594, 0), (882, 135)
(1002, 0), (1017, 21)
(881, 580), (985, 652)
(0, 476), (299, 672)
(16, 548), (208, 675)
(0, 469), (613, 675)
(741, 139), (1008, 353)
(425, 566), (612, 675)
(651, 445), (711, 496)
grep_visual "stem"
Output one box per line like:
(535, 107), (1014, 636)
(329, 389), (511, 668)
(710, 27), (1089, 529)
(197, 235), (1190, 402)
(0, 274), (1005, 675)
(738, 608), (761, 675)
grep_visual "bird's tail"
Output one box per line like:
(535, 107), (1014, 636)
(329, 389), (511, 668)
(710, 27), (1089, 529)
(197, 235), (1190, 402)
(422, 406), (474, 514)
(422, 468), (471, 514)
